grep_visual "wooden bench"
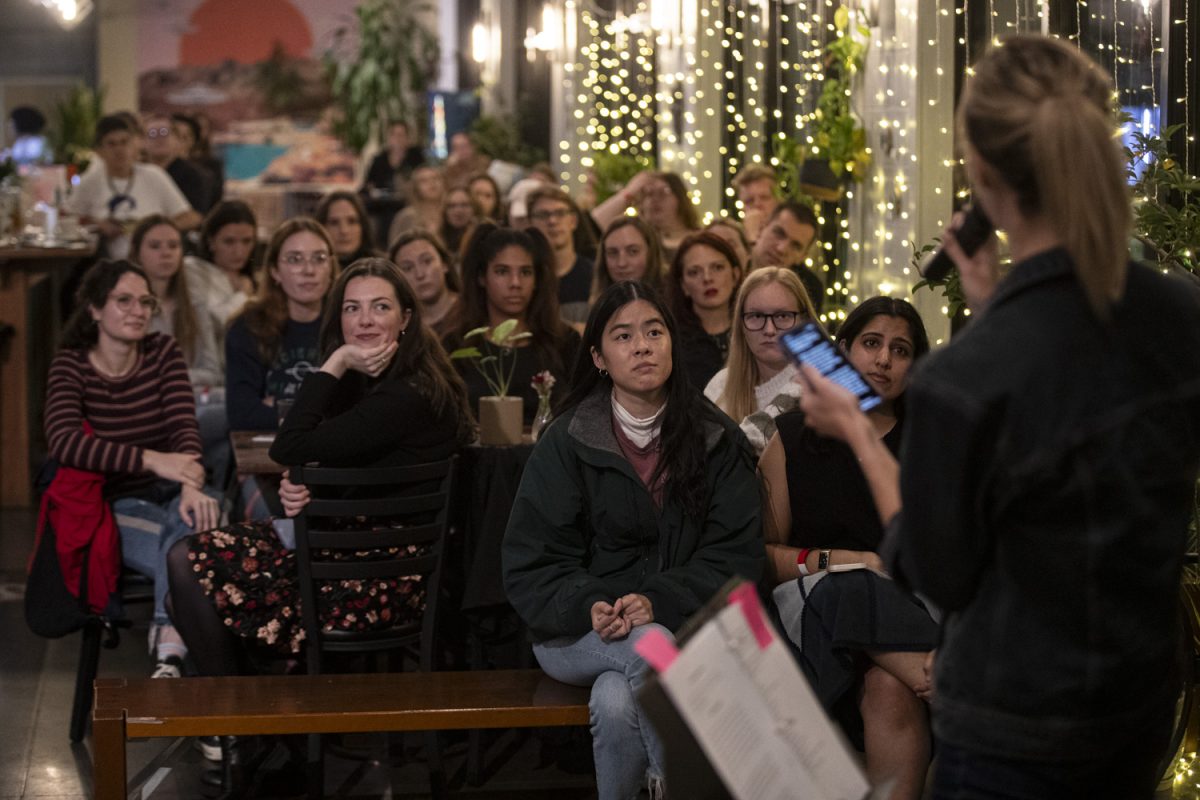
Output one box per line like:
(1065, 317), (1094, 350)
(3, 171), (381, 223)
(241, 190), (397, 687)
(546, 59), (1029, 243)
(92, 669), (591, 800)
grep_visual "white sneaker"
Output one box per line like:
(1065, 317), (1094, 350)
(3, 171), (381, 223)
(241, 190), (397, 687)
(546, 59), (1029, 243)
(196, 736), (222, 761)
(151, 656), (184, 679)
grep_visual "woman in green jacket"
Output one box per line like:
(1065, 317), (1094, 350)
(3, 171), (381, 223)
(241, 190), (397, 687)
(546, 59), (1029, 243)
(502, 281), (764, 800)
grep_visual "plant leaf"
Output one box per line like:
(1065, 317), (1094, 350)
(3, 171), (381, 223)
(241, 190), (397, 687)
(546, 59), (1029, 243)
(448, 347), (481, 359)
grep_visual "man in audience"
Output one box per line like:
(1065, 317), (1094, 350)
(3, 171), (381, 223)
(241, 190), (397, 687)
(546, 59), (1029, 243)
(750, 201), (824, 313)
(733, 164), (780, 243)
(66, 113), (201, 259)
(144, 112), (215, 214)
(527, 186), (594, 325)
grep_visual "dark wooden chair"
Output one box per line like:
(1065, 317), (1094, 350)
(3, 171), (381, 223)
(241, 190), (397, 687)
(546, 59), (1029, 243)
(290, 456), (457, 800)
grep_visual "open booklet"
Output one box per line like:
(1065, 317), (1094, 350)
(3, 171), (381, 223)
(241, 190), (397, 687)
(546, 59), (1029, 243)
(635, 580), (880, 800)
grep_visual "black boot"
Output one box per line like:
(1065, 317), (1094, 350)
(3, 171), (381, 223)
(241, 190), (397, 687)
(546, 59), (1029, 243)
(200, 735), (262, 796)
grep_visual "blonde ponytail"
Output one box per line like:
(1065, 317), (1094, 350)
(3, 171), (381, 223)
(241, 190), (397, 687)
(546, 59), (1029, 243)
(961, 35), (1131, 318)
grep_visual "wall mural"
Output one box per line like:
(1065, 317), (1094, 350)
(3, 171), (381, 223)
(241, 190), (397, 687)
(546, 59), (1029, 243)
(137, 0), (358, 187)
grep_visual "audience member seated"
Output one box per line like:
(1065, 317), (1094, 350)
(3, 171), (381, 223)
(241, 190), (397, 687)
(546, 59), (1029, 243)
(467, 172), (502, 221)
(705, 217), (751, 269)
(45, 260), (221, 678)
(705, 267), (818, 453)
(503, 281), (764, 800)
(759, 296), (933, 800)
(225, 218), (337, 433)
(504, 175), (552, 228)
(170, 113), (224, 212)
(184, 200), (259, 328)
(389, 230), (463, 340)
(666, 232), (742, 390)
(749, 200), (824, 313)
(732, 164), (780, 243)
(590, 170), (701, 260)
(131, 216), (231, 487)
(590, 217), (666, 303)
(527, 186), (594, 325)
(316, 190), (378, 266)
(450, 224), (580, 423)
(439, 186), (477, 257)
(143, 112), (215, 215)
(443, 131), (492, 189)
(65, 114), (201, 259)
(362, 120), (426, 199)
(167, 258), (473, 779)
(388, 165), (445, 243)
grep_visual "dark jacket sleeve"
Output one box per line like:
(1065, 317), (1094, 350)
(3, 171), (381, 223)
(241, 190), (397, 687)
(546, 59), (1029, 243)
(501, 421), (612, 640)
(886, 371), (995, 611)
(639, 429), (765, 630)
(224, 317), (278, 431)
(269, 372), (432, 467)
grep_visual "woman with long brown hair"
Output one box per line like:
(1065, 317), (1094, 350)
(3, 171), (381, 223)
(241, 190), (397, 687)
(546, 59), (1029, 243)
(224, 218), (338, 431)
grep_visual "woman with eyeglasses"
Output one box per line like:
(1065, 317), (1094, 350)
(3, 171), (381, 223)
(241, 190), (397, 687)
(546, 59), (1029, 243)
(45, 260), (221, 678)
(704, 267), (817, 454)
(224, 218), (339, 433)
(665, 231), (743, 391)
(760, 296), (933, 799)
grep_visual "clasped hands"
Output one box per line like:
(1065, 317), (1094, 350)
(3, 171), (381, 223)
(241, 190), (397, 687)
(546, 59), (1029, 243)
(591, 594), (654, 642)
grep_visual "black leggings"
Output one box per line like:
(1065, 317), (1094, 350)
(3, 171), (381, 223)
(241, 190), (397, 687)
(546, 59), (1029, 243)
(166, 538), (244, 677)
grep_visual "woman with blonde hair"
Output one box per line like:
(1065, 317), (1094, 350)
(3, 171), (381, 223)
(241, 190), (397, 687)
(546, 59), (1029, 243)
(703, 267), (817, 453)
(796, 35), (1200, 796)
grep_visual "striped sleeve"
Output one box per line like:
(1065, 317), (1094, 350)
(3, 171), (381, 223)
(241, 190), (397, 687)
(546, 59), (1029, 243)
(44, 350), (144, 473)
(152, 336), (203, 456)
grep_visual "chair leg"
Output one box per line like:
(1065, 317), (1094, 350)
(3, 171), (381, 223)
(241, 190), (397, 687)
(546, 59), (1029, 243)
(71, 619), (103, 742)
(425, 730), (447, 800)
(306, 732), (323, 800)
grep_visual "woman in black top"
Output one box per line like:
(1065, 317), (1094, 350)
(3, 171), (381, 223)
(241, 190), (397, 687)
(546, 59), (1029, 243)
(168, 258), (472, 676)
(665, 232), (742, 390)
(797, 35), (1200, 798)
(315, 190), (378, 266)
(760, 297), (932, 800)
(450, 223), (580, 423)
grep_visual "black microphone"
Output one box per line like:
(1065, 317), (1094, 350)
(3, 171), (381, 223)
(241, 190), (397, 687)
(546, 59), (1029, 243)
(919, 205), (994, 281)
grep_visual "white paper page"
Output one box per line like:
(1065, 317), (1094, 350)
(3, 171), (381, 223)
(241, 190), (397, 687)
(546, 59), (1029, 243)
(659, 621), (826, 800)
(713, 603), (870, 800)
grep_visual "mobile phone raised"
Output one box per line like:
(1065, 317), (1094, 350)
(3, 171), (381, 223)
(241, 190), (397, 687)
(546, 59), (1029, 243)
(779, 322), (882, 412)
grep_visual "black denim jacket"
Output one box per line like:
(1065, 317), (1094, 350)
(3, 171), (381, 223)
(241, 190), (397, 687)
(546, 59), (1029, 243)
(885, 248), (1200, 760)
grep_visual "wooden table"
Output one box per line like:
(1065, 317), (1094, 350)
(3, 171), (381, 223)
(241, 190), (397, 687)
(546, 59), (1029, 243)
(230, 429), (284, 474)
(0, 243), (96, 506)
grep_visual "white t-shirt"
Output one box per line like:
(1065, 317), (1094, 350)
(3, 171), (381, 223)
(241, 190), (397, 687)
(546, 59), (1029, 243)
(65, 162), (192, 259)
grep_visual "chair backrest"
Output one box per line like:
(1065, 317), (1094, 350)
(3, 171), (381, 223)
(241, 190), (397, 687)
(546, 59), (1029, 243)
(290, 456), (457, 675)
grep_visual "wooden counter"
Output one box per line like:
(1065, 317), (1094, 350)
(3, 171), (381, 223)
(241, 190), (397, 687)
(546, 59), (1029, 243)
(0, 243), (96, 506)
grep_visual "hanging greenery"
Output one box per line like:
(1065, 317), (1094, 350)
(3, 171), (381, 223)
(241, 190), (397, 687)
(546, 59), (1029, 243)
(324, 0), (440, 153)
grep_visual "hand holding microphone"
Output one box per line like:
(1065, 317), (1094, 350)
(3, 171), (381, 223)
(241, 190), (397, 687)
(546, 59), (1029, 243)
(920, 205), (1000, 312)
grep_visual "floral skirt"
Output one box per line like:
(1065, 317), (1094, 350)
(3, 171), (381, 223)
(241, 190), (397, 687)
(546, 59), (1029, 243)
(186, 519), (424, 655)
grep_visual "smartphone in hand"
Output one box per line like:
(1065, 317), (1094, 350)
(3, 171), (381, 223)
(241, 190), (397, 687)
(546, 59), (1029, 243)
(780, 322), (882, 412)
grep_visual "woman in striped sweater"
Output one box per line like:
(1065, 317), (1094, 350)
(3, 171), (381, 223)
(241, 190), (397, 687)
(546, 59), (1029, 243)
(45, 259), (221, 677)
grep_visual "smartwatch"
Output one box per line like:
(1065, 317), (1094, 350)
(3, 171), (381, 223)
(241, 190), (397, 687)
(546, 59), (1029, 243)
(818, 549), (832, 571)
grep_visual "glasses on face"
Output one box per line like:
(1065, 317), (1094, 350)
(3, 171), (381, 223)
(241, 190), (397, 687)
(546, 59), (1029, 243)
(280, 251), (331, 267)
(531, 208), (571, 223)
(111, 294), (160, 315)
(742, 311), (800, 331)
(145, 126), (171, 139)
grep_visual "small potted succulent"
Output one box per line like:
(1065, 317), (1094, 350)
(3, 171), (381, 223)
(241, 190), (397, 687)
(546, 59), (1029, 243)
(449, 318), (531, 445)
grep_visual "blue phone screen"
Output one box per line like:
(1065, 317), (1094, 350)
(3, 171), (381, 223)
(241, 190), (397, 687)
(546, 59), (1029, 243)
(779, 323), (882, 412)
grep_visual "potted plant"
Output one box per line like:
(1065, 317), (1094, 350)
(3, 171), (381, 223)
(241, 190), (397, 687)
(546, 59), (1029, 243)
(324, 0), (440, 153)
(797, 6), (872, 200)
(449, 319), (531, 445)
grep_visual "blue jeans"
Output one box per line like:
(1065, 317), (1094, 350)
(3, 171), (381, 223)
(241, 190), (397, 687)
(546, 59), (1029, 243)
(112, 485), (214, 627)
(534, 625), (670, 800)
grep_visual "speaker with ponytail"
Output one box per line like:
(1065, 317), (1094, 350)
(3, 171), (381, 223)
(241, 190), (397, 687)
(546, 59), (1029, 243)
(960, 35), (1131, 318)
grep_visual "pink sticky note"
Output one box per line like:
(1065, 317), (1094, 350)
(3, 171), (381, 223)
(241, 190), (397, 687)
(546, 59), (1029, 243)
(635, 628), (679, 672)
(729, 582), (774, 650)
